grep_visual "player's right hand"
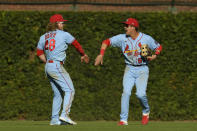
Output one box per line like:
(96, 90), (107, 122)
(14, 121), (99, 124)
(81, 54), (89, 64)
(94, 55), (103, 66)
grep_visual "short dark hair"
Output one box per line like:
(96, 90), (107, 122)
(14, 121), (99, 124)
(46, 22), (58, 32)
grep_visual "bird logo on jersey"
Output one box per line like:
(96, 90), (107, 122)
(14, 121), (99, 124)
(124, 44), (139, 55)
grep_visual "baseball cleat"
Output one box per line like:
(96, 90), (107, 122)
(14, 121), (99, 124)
(60, 121), (69, 125)
(141, 114), (149, 125)
(59, 116), (77, 125)
(118, 120), (128, 125)
(50, 121), (69, 126)
(50, 122), (60, 125)
(50, 120), (61, 125)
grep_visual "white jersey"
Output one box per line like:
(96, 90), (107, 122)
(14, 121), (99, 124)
(37, 29), (75, 62)
(109, 32), (161, 65)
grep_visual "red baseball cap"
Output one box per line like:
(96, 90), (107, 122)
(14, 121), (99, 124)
(50, 14), (68, 23)
(122, 18), (139, 28)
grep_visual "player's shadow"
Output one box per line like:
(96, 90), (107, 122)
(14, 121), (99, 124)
(33, 123), (49, 126)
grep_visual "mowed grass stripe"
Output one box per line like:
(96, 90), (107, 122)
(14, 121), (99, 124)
(0, 121), (196, 131)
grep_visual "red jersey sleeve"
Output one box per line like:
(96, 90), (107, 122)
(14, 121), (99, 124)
(102, 39), (111, 46)
(155, 45), (162, 55)
(71, 40), (85, 56)
(37, 48), (44, 56)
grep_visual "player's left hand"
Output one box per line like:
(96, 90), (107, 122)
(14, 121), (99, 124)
(81, 54), (89, 63)
(147, 55), (157, 61)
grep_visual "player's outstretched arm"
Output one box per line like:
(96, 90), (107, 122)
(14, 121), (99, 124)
(94, 42), (108, 66)
(71, 40), (89, 64)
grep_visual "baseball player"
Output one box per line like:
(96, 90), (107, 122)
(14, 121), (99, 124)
(95, 18), (162, 125)
(36, 14), (89, 125)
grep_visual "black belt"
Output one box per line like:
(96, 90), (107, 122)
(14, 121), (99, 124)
(131, 65), (143, 67)
(127, 64), (147, 67)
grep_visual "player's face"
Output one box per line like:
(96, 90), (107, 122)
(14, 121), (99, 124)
(124, 24), (135, 35)
(57, 22), (64, 30)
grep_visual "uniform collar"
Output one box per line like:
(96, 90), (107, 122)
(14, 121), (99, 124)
(126, 32), (141, 40)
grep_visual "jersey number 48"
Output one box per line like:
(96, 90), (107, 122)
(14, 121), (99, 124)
(45, 39), (56, 51)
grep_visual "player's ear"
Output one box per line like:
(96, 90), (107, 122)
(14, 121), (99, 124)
(57, 22), (61, 29)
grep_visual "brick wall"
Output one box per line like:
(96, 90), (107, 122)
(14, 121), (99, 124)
(0, 0), (197, 12)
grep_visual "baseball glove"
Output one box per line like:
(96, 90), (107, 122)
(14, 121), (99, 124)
(140, 44), (151, 57)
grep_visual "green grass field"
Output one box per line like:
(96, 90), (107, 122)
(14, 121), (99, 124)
(0, 121), (196, 131)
